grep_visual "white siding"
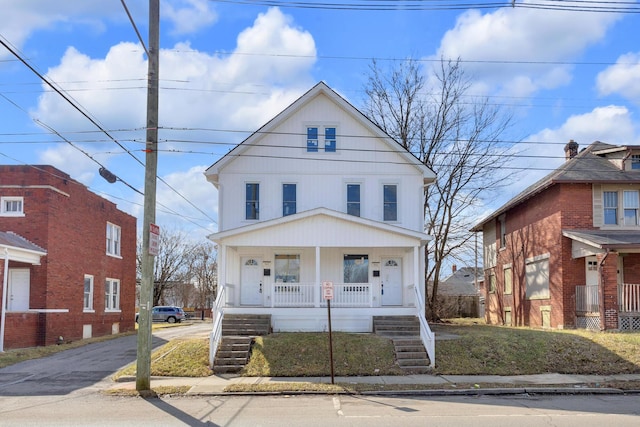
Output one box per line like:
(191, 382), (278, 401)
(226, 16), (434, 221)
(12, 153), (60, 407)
(217, 92), (425, 232)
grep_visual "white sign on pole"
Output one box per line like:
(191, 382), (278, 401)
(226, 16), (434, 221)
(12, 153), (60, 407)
(149, 223), (160, 256)
(322, 281), (334, 300)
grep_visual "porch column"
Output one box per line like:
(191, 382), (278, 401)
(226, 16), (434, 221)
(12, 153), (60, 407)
(414, 245), (421, 307)
(219, 244), (228, 306)
(315, 246), (321, 307)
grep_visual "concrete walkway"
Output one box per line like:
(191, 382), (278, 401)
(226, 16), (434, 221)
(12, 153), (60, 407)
(113, 373), (640, 396)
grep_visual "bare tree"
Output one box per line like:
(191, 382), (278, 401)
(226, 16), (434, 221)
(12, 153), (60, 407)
(187, 241), (218, 310)
(364, 57), (514, 320)
(136, 227), (195, 306)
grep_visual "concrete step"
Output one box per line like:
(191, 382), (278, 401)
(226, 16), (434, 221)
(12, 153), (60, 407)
(222, 314), (271, 337)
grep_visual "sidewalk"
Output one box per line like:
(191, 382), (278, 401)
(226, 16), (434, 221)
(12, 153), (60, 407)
(113, 373), (640, 396)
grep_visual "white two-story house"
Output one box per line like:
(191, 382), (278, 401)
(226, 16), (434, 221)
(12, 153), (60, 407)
(205, 82), (436, 364)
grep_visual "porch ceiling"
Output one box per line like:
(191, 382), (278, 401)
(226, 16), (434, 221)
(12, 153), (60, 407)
(0, 231), (47, 264)
(209, 207), (429, 248)
(563, 229), (640, 254)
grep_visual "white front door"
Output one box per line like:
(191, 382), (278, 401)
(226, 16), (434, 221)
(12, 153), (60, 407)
(381, 258), (402, 306)
(8, 269), (30, 311)
(240, 257), (263, 305)
(586, 256), (598, 287)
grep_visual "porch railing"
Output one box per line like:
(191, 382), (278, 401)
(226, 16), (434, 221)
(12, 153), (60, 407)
(272, 283), (315, 307)
(321, 283), (372, 307)
(619, 283), (640, 313)
(270, 282), (374, 307)
(209, 284), (226, 367)
(576, 285), (599, 313)
(413, 284), (435, 368)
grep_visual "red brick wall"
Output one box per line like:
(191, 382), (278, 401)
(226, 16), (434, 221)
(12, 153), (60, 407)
(484, 183), (596, 329)
(0, 165), (137, 349)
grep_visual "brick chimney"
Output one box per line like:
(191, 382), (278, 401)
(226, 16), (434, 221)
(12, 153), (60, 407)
(564, 139), (578, 161)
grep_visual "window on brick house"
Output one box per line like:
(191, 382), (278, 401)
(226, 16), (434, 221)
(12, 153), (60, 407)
(106, 222), (121, 257)
(624, 190), (639, 226)
(498, 215), (506, 248)
(1, 196), (24, 216)
(84, 275), (94, 311)
(504, 266), (512, 295)
(489, 271), (496, 293)
(525, 254), (550, 300)
(105, 278), (120, 311)
(603, 191), (618, 225)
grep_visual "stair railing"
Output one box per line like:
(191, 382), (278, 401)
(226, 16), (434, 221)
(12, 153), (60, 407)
(209, 284), (227, 367)
(413, 283), (435, 367)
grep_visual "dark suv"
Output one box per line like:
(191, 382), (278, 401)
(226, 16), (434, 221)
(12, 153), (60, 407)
(136, 306), (186, 323)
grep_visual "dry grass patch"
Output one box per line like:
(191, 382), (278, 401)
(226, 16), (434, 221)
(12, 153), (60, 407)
(433, 322), (640, 375)
(114, 337), (212, 379)
(242, 332), (405, 377)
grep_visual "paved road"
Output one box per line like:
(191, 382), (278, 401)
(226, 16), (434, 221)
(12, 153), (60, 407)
(0, 322), (212, 396)
(0, 393), (639, 426)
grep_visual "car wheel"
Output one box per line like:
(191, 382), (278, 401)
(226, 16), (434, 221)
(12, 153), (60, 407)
(167, 316), (176, 323)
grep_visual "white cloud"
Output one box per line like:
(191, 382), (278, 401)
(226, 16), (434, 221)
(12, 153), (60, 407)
(503, 105), (639, 200)
(38, 143), (97, 184)
(162, 0), (218, 35)
(597, 52), (640, 105)
(156, 165), (218, 235)
(432, 3), (621, 97)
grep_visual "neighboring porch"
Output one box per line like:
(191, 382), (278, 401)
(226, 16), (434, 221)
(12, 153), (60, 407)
(575, 283), (640, 331)
(564, 230), (640, 331)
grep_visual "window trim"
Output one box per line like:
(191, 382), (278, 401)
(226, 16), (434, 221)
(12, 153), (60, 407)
(603, 190), (618, 225)
(1, 196), (25, 217)
(305, 124), (338, 153)
(383, 183), (398, 222)
(84, 274), (94, 312)
(106, 222), (122, 258)
(282, 183), (297, 217)
(346, 183), (361, 217)
(105, 278), (120, 312)
(245, 182), (260, 220)
(503, 264), (513, 295)
(623, 190), (639, 226)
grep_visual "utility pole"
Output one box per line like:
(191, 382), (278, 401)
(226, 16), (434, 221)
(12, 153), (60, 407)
(136, 0), (159, 392)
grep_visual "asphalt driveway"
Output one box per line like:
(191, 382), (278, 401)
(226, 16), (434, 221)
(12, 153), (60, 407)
(0, 322), (212, 396)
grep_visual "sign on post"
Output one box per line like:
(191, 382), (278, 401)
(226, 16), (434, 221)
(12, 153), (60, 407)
(149, 223), (160, 256)
(322, 281), (334, 300)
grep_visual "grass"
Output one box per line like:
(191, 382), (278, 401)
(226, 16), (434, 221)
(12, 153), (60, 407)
(431, 322), (640, 375)
(114, 337), (213, 379)
(243, 332), (405, 377)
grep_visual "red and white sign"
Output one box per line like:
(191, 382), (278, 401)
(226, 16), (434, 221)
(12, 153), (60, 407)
(322, 281), (334, 300)
(149, 223), (160, 256)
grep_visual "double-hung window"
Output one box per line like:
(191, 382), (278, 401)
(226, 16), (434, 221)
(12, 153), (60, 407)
(105, 278), (120, 311)
(603, 191), (618, 225)
(106, 222), (121, 257)
(84, 275), (94, 312)
(307, 127), (319, 152)
(383, 184), (397, 221)
(246, 183), (259, 220)
(624, 190), (639, 225)
(347, 184), (360, 217)
(324, 127), (336, 152)
(1, 196), (24, 216)
(283, 183), (296, 216)
(632, 155), (640, 170)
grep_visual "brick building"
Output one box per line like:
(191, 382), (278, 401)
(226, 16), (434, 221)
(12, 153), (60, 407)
(472, 141), (640, 331)
(0, 165), (137, 350)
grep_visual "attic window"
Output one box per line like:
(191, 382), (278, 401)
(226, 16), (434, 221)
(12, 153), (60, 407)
(306, 126), (337, 152)
(632, 154), (640, 170)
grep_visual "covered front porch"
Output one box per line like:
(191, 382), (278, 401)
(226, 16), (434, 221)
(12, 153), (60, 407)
(209, 208), (435, 366)
(564, 229), (640, 331)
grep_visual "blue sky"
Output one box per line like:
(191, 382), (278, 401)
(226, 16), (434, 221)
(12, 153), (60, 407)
(1, 0), (639, 241)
